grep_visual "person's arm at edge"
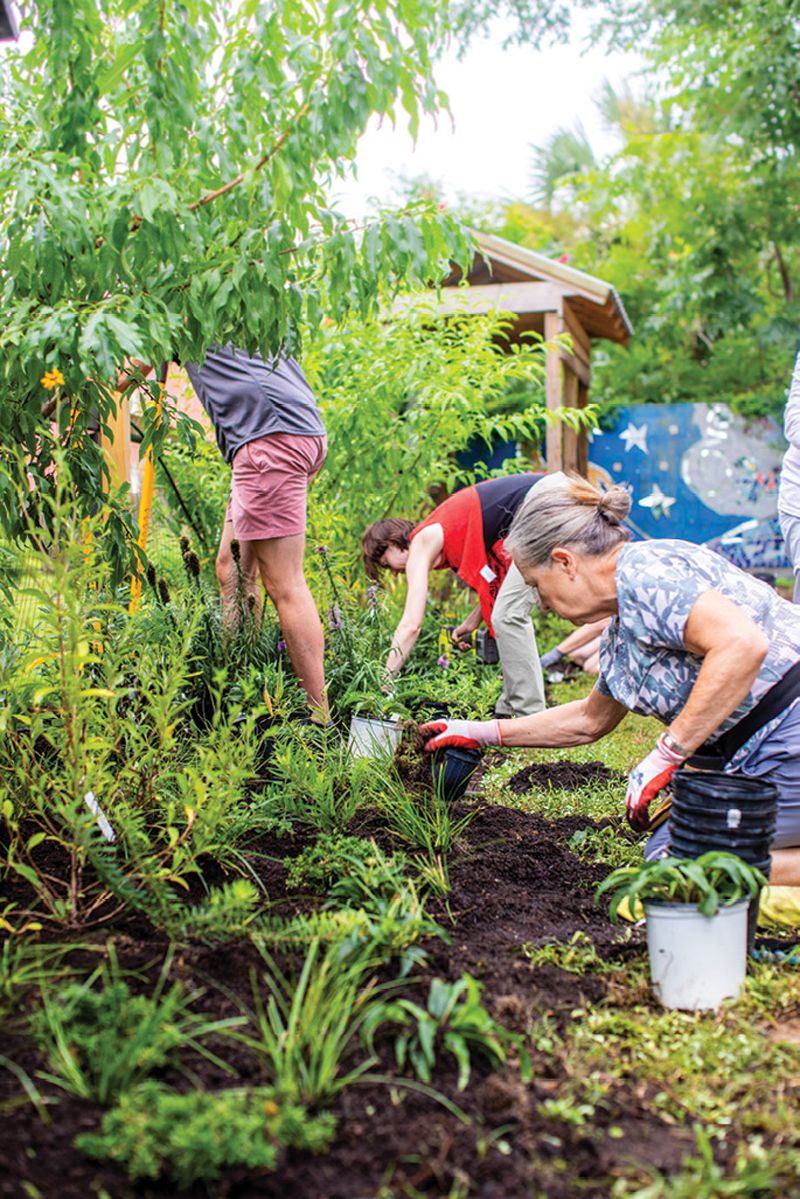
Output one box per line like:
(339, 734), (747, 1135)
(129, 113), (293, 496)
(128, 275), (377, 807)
(783, 352), (800, 447)
(497, 686), (627, 747)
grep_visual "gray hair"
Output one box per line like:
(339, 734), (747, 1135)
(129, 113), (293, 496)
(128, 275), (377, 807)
(506, 474), (631, 567)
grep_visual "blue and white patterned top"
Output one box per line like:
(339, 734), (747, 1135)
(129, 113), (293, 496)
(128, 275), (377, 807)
(596, 540), (800, 763)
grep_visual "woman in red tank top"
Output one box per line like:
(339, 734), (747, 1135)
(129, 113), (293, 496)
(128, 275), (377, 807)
(361, 475), (547, 717)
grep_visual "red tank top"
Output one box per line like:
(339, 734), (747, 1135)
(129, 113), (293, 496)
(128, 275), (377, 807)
(410, 474), (542, 633)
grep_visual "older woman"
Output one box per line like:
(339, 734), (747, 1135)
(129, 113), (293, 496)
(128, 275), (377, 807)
(422, 474), (800, 886)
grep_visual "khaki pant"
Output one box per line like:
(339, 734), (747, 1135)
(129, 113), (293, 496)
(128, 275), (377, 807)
(492, 562), (545, 717)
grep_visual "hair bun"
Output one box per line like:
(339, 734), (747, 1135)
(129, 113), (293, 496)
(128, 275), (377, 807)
(598, 485), (631, 525)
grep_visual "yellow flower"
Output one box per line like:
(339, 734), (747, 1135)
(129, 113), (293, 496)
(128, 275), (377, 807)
(40, 368), (65, 391)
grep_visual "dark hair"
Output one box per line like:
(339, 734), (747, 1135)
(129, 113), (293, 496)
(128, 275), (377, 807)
(361, 518), (417, 581)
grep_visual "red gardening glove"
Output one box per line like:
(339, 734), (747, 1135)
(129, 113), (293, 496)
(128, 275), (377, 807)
(625, 733), (685, 832)
(420, 719), (502, 752)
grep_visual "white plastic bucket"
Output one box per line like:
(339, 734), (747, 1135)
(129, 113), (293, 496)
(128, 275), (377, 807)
(644, 899), (749, 1011)
(347, 715), (403, 759)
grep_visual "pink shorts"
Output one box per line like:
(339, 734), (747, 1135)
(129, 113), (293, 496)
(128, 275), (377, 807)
(226, 433), (327, 540)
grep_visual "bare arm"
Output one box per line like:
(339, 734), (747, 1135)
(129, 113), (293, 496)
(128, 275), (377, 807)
(666, 590), (768, 755)
(497, 686), (627, 748)
(385, 526), (443, 677)
(453, 602), (482, 649)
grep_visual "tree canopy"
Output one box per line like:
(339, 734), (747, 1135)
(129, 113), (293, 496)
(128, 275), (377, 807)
(0, 0), (472, 542)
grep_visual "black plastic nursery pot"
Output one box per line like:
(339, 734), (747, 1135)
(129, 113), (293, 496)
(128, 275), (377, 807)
(670, 768), (778, 952)
(431, 745), (482, 804)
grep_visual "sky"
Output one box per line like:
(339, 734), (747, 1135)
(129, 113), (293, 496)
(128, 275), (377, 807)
(333, 13), (643, 219)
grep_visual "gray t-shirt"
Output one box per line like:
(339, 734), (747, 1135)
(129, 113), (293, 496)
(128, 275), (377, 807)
(596, 539), (800, 760)
(185, 344), (326, 463)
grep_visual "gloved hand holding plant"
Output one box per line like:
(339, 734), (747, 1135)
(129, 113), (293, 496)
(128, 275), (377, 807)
(420, 719), (502, 752)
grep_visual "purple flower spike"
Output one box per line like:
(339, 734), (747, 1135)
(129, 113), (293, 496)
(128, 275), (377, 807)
(316, 545), (330, 557)
(437, 655), (451, 669)
(328, 605), (344, 631)
(367, 584), (379, 611)
(277, 639), (287, 653)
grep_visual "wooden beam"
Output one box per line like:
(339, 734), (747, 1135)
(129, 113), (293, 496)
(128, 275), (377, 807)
(397, 281), (567, 319)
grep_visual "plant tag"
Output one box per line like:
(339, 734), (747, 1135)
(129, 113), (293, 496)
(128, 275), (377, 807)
(84, 790), (116, 843)
(479, 564), (497, 583)
(726, 807), (742, 830)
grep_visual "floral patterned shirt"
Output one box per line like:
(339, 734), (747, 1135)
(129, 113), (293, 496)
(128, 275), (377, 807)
(596, 540), (800, 758)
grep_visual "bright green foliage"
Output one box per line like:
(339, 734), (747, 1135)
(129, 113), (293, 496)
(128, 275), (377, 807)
(75, 1081), (336, 1186)
(569, 823), (641, 871)
(524, 929), (616, 976)
(363, 974), (530, 1091)
(0, 0), (472, 538)
(284, 833), (384, 893)
(306, 299), (573, 561)
(30, 948), (243, 1103)
(266, 730), (382, 833)
(596, 852), (766, 921)
(0, 469), (274, 932)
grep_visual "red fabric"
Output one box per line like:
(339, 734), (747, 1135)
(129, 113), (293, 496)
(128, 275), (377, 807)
(411, 487), (511, 633)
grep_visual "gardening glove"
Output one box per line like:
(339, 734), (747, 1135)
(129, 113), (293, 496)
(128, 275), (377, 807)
(625, 734), (685, 833)
(420, 719), (502, 752)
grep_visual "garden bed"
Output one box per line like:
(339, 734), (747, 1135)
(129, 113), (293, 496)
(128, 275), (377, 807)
(0, 792), (707, 1199)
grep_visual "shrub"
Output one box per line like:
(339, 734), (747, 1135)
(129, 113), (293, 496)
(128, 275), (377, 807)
(75, 1081), (336, 1186)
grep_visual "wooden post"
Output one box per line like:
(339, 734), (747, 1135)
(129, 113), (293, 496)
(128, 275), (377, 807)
(544, 308), (565, 472)
(100, 392), (132, 490)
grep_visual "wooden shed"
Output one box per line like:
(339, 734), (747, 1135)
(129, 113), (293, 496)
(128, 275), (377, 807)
(440, 230), (633, 475)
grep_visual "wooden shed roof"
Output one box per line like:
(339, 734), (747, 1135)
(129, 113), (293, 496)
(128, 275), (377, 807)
(445, 230), (633, 345)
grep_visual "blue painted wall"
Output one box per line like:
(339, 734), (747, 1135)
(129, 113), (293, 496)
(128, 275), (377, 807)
(588, 403), (789, 572)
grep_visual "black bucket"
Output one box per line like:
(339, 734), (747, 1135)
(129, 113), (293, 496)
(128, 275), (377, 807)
(670, 769), (778, 952)
(431, 746), (482, 804)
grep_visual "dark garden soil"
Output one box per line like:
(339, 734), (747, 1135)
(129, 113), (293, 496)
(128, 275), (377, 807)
(507, 759), (625, 794)
(0, 776), (701, 1199)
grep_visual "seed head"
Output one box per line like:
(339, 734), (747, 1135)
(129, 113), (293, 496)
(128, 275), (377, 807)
(158, 577), (171, 604)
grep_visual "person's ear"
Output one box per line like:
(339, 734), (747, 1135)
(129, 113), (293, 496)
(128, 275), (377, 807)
(550, 548), (577, 577)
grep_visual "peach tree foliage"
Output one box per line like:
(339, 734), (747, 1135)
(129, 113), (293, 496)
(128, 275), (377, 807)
(0, 0), (472, 556)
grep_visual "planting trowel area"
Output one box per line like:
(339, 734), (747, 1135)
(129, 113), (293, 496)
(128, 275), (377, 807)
(6, 783), (797, 1199)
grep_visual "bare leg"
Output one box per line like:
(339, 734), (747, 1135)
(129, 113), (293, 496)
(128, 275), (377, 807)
(249, 532), (329, 721)
(557, 617), (610, 658)
(216, 517), (262, 626)
(769, 847), (800, 886)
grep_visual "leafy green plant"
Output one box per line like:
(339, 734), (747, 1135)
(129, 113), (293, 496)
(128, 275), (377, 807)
(524, 930), (616, 976)
(362, 974), (531, 1092)
(568, 823), (641, 870)
(283, 833), (378, 893)
(266, 729), (382, 833)
(596, 853), (766, 922)
(238, 936), (391, 1105)
(75, 1081), (336, 1186)
(29, 948), (243, 1103)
